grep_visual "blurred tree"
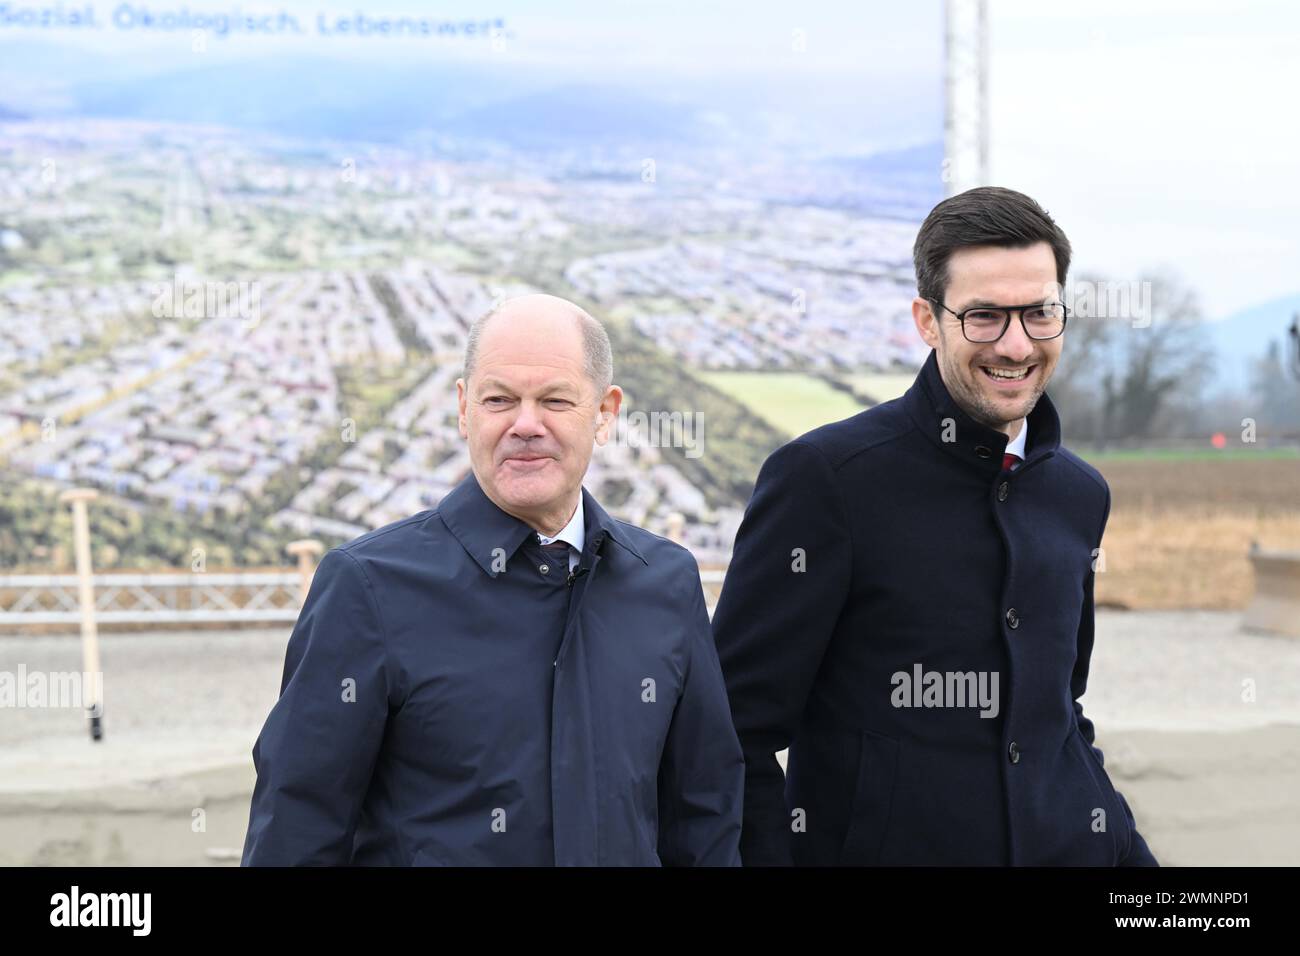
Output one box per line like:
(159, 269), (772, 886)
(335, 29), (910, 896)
(1248, 338), (1300, 436)
(1051, 271), (1214, 444)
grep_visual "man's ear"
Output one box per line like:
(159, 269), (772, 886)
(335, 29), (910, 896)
(594, 385), (623, 446)
(456, 378), (469, 439)
(912, 296), (941, 350)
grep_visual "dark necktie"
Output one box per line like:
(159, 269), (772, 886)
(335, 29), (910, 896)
(540, 540), (572, 565)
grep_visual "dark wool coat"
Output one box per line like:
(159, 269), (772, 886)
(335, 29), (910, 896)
(713, 349), (1158, 866)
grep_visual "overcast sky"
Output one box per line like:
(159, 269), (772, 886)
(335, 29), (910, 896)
(989, 0), (1299, 319)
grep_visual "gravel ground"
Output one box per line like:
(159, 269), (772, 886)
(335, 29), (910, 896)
(1081, 610), (1300, 731)
(0, 610), (1297, 865)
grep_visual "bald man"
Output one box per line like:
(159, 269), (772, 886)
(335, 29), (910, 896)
(242, 295), (744, 867)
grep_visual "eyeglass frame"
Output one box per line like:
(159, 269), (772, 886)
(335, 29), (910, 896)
(934, 300), (1070, 343)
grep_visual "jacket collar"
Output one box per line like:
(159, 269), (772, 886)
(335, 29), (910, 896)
(437, 468), (646, 578)
(903, 348), (1061, 476)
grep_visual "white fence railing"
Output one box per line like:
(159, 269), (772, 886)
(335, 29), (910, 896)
(0, 573), (303, 627)
(0, 569), (728, 629)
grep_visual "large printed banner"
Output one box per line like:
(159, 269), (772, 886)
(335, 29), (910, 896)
(0, 1), (943, 568)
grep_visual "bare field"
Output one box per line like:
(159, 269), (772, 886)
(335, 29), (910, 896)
(1092, 458), (1300, 609)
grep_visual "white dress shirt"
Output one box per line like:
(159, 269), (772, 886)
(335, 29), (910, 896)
(1005, 418), (1028, 467)
(536, 494), (584, 572)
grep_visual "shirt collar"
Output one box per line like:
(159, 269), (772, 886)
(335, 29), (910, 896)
(903, 348), (1060, 476)
(437, 469), (647, 578)
(536, 495), (585, 554)
(1004, 418), (1029, 459)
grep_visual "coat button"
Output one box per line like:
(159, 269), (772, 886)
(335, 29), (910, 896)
(539, 563), (550, 575)
(997, 481), (1009, 502)
(975, 445), (992, 459)
(1006, 607), (1019, 629)
(1008, 741), (1020, 764)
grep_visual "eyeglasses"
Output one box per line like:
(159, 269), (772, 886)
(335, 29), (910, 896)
(936, 301), (1069, 344)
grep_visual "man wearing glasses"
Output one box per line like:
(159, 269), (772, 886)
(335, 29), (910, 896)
(713, 186), (1158, 866)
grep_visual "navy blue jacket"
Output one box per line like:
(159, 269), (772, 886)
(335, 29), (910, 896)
(242, 472), (743, 866)
(712, 350), (1157, 866)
